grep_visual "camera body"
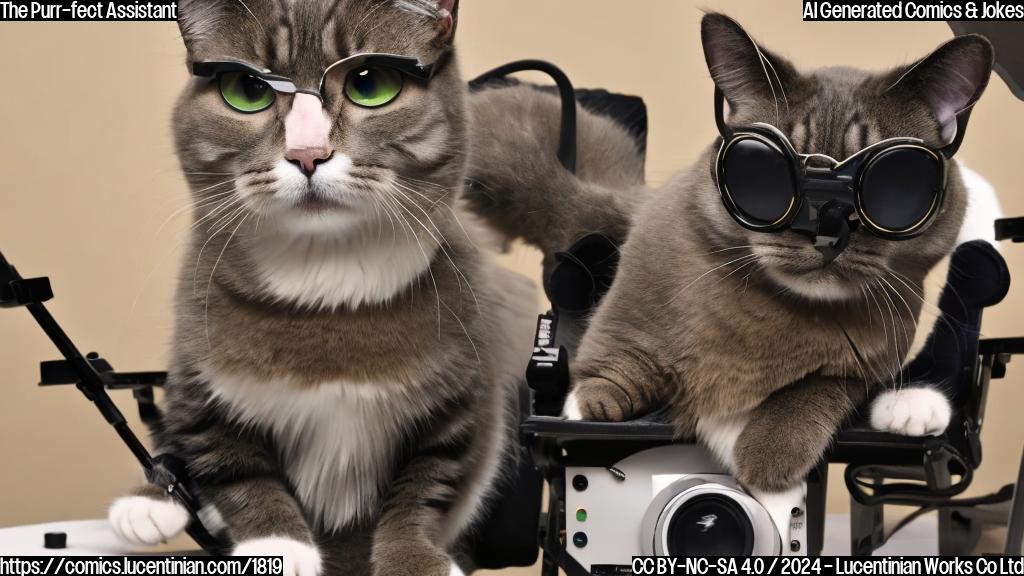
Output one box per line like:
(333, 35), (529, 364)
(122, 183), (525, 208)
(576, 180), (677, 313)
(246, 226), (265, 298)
(563, 445), (805, 571)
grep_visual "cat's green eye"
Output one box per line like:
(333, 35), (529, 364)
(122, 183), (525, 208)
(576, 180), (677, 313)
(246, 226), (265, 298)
(345, 67), (403, 108)
(219, 71), (276, 113)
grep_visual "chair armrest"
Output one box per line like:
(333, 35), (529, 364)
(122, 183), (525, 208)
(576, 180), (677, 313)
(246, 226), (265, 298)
(979, 337), (1024, 379)
(996, 217), (1024, 243)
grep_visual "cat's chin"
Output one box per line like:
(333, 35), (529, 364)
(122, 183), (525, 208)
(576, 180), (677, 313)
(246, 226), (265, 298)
(764, 268), (859, 302)
(269, 208), (370, 238)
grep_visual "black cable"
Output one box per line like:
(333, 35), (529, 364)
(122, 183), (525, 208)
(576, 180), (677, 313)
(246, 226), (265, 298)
(843, 442), (984, 508)
(845, 461), (974, 507)
(469, 60), (578, 174)
(877, 486), (1014, 549)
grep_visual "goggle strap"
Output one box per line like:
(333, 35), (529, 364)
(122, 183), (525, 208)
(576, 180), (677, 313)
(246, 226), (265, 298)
(714, 86), (734, 141)
(940, 107), (973, 158)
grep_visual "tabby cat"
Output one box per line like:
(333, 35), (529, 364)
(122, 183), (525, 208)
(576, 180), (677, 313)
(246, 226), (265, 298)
(106, 1), (536, 575)
(466, 13), (994, 543)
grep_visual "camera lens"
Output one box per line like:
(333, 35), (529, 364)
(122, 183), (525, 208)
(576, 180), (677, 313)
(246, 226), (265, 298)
(572, 475), (589, 492)
(665, 494), (754, 556)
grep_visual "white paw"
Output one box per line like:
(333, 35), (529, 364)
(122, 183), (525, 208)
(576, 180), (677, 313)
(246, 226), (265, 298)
(749, 484), (805, 551)
(109, 495), (190, 546)
(562, 390), (583, 420)
(449, 563), (466, 576)
(234, 537), (322, 576)
(870, 388), (951, 437)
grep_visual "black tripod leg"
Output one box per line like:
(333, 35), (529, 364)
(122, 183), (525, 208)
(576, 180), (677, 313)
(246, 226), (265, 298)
(541, 477), (564, 576)
(849, 474), (885, 556)
(806, 462), (828, 557)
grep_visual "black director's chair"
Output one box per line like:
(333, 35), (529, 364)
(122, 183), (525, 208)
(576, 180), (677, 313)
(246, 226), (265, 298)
(832, 237), (1018, 556)
(826, 21), (1024, 557)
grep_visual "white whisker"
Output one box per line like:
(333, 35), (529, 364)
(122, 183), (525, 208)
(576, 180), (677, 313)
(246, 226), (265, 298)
(668, 254), (758, 305)
(205, 211), (251, 348)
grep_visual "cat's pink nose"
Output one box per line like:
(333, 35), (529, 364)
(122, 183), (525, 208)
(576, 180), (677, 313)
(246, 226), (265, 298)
(284, 93), (333, 176)
(286, 145), (333, 176)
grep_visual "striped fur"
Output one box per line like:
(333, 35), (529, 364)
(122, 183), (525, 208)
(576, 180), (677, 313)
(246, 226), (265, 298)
(109, 2), (538, 575)
(463, 13), (994, 547)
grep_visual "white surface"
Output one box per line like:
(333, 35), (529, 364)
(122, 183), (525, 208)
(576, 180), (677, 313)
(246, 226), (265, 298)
(0, 520), (137, 555)
(0, 513), (940, 556)
(822, 513), (939, 556)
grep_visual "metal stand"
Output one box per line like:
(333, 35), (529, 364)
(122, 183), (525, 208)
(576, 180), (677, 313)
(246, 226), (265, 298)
(1006, 448), (1024, 555)
(850, 474), (886, 556)
(0, 250), (226, 553)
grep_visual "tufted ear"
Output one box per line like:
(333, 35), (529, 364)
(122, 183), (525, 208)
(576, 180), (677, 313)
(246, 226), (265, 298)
(395, 0), (459, 43)
(176, 0), (225, 61)
(438, 0), (459, 42)
(701, 13), (797, 112)
(176, 0), (267, 64)
(887, 35), (994, 145)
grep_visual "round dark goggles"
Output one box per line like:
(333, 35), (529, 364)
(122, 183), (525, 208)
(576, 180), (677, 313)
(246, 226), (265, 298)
(717, 124), (946, 238)
(712, 87), (968, 261)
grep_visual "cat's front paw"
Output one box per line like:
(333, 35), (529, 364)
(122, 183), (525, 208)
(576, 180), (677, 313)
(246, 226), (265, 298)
(234, 537), (321, 576)
(562, 377), (635, 422)
(108, 495), (190, 546)
(870, 387), (951, 437)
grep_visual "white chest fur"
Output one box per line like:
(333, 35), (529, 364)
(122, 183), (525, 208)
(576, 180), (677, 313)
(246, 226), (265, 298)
(208, 372), (417, 532)
(249, 225), (438, 312)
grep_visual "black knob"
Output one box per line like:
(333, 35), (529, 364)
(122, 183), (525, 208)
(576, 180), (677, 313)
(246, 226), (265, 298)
(572, 475), (588, 492)
(44, 532), (67, 549)
(572, 532), (588, 548)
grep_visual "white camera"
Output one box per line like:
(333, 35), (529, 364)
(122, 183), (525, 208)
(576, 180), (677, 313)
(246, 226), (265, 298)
(563, 445), (806, 571)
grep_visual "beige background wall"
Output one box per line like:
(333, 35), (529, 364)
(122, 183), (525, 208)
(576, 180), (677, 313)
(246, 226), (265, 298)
(1, 0), (1022, 567)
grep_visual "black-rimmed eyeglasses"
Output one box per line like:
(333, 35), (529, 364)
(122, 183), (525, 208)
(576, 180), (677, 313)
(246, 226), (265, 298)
(191, 53), (437, 113)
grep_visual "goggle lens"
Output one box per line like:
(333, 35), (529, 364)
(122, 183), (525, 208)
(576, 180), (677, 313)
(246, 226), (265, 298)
(858, 147), (941, 234)
(722, 136), (796, 226)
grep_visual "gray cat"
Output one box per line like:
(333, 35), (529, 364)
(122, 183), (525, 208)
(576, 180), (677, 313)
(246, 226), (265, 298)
(466, 13), (993, 544)
(106, 1), (536, 575)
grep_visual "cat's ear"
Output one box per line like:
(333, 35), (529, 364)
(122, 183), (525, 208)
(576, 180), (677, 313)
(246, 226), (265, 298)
(886, 35), (994, 144)
(701, 13), (797, 110)
(437, 0), (459, 43)
(176, 0), (220, 60)
(395, 0), (459, 43)
(176, 0), (263, 63)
